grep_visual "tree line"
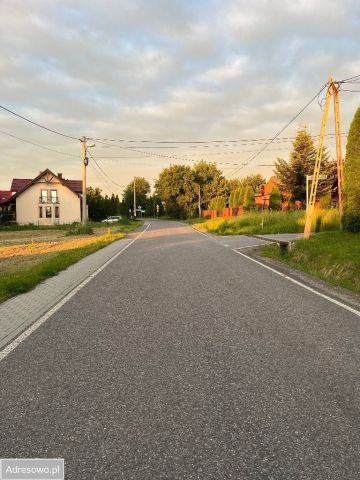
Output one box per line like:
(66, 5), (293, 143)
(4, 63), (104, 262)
(87, 106), (360, 232)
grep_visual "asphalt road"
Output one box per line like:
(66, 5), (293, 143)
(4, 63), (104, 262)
(1, 220), (360, 479)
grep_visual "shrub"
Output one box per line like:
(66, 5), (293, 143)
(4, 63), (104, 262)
(319, 193), (332, 209)
(343, 213), (360, 232)
(243, 186), (255, 210)
(66, 223), (94, 236)
(269, 186), (282, 210)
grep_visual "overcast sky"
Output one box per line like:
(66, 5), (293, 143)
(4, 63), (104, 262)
(1, 0), (360, 194)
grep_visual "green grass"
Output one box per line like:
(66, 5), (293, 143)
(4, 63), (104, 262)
(0, 220), (143, 303)
(184, 217), (208, 225)
(259, 231), (360, 295)
(0, 218), (137, 231)
(66, 223), (94, 236)
(195, 209), (340, 235)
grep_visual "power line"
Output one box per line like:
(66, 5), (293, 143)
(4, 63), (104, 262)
(89, 132), (345, 145)
(0, 128), (78, 158)
(227, 82), (329, 177)
(0, 104), (78, 140)
(340, 74), (360, 83)
(88, 151), (127, 189)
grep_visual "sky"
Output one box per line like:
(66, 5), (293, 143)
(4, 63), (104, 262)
(1, 0), (360, 196)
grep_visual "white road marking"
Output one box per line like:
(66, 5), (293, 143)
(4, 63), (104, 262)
(234, 244), (270, 250)
(0, 223), (151, 362)
(233, 249), (360, 318)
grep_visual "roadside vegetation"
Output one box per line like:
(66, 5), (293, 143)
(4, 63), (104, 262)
(192, 209), (340, 235)
(0, 219), (142, 303)
(259, 231), (360, 295)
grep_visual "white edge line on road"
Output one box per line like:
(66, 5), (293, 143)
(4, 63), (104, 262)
(232, 248), (360, 318)
(0, 222), (151, 362)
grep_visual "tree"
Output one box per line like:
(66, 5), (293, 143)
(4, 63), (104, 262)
(155, 165), (195, 218)
(123, 177), (150, 214)
(209, 196), (226, 212)
(238, 186), (246, 205)
(343, 107), (360, 231)
(239, 174), (265, 193)
(274, 127), (335, 203)
(243, 186), (255, 210)
(269, 186), (282, 210)
(192, 161), (228, 211)
(86, 187), (122, 221)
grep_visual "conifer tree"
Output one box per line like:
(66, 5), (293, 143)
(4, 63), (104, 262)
(269, 186), (282, 210)
(243, 186), (255, 210)
(275, 127), (334, 202)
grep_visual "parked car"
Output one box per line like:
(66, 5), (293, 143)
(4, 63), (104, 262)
(101, 215), (122, 223)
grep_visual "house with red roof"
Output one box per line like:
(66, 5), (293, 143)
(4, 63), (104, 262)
(0, 169), (82, 225)
(255, 176), (292, 209)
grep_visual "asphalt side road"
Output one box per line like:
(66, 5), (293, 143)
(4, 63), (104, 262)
(1, 220), (359, 479)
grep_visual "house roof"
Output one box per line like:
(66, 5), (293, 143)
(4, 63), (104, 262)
(10, 170), (82, 197)
(63, 180), (82, 194)
(11, 179), (32, 192)
(0, 190), (13, 205)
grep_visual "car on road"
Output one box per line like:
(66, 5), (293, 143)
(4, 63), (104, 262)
(101, 215), (122, 223)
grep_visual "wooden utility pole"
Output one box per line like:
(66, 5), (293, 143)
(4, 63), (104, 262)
(133, 177), (136, 218)
(80, 136), (89, 225)
(304, 77), (344, 239)
(198, 184), (201, 218)
(332, 82), (344, 227)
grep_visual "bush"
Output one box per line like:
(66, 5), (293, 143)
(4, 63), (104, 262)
(269, 186), (282, 210)
(66, 223), (94, 236)
(243, 186), (255, 210)
(343, 213), (360, 232)
(319, 193), (332, 209)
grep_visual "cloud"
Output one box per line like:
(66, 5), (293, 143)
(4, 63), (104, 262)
(0, 0), (359, 193)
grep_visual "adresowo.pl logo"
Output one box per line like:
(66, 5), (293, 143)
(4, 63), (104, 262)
(0, 459), (64, 480)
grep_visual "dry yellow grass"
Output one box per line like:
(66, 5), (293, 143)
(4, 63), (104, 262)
(0, 232), (123, 259)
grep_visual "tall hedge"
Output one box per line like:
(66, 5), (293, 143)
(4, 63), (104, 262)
(343, 107), (360, 232)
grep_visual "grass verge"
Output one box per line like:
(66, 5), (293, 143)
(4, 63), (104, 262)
(194, 209), (340, 235)
(0, 220), (143, 303)
(258, 231), (360, 295)
(184, 217), (208, 225)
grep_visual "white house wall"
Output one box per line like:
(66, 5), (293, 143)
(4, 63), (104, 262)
(16, 179), (81, 225)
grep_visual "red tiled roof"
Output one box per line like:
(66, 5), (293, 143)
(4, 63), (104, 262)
(0, 190), (13, 204)
(10, 174), (82, 195)
(64, 180), (82, 194)
(11, 178), (32, 193)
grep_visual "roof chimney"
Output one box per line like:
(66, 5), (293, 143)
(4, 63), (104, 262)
(57, 173), (63, 179)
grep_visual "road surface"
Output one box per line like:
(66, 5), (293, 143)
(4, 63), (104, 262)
(1, 220), (359, 479)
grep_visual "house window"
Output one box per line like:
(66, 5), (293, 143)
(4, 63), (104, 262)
(39, 206), (43, 218)
(41, 189), (48, 203)
(51, 190), (58, 203)
(45, 206), (52, 218)
(55, 206), (60, 218)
